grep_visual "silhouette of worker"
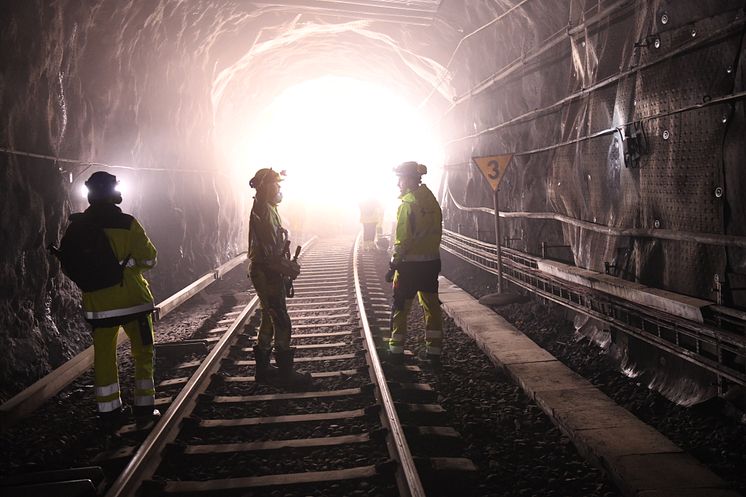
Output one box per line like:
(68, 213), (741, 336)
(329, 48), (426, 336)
(385, 162), (444, 367)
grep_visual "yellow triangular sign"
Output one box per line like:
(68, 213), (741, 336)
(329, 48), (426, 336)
(473, 154), (513, 191)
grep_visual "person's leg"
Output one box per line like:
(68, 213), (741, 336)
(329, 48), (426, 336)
(388, 262), (417, 361)
(123, 315), (157, 418)
(363, 223), (376, 250)
(262, 270), (310, 389)
(250, 267), (280, 381)
(417, 291), (443, 356)
(93, 325), (123, 416)
(251, 268), (276, 351)
(416, 260), (443, 365)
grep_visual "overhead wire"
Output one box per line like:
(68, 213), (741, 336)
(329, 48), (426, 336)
(417, 0), (533, 109)
(445, 9), (746, 146)
(442, 172), (746, 248)
(0, 146), (230, 177)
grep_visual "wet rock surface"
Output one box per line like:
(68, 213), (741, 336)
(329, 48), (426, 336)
(441, 250), (746, 495)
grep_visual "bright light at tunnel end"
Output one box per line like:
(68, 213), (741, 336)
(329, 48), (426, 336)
(219, 75), (444, 232)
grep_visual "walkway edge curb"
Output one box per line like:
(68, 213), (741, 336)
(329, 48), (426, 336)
(438, 277), (740, 497)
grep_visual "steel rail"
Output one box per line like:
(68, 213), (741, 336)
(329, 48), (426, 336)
(352, 234), (425, 497)
(105, 237), (318, 497)
(441, 229), (746, 344)
(156, 253), (246, 319)
(0, 252), (246, 431)
(440, 231), (746, 387)
(443, 232), (746, 349)
(103, 296), (260, 497)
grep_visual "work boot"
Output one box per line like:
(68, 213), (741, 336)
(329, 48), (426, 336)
(384, 350), (405, 365)
(274, 348), (312, 390)
(134, 406), (162, 428)
(253, 345), (279, 383)
(97, 404), (131, 433)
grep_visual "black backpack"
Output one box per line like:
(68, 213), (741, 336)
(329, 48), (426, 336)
(53, 213), (129, 292)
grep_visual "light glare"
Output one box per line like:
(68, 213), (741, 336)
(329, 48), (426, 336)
(227, 76), (443, 235)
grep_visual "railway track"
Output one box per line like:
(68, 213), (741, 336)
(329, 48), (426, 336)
(1, 236), (476, 497)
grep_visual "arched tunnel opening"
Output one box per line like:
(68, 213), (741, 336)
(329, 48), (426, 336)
(1, 1), (745, 495)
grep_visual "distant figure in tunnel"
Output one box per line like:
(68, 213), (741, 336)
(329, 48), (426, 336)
(57, 171), (159, 428)
(385, 162), (444, 367)
(359, 196), (383, 251)
(248, 168), (311, 389)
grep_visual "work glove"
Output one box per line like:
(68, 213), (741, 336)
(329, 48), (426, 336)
(385, 255), (399, 283)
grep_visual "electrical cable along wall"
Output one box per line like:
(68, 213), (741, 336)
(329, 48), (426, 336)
(441, 0), (746, 303)
(436, 0), (746, 401)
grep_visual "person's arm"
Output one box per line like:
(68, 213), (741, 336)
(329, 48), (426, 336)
(394, 202), (414, 261)
(130, 219), (157, 271)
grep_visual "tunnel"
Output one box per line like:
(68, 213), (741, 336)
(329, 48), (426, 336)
(1, 0), (745, 495)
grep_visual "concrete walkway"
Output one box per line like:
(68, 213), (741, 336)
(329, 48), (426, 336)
(438, 277), (741, 497)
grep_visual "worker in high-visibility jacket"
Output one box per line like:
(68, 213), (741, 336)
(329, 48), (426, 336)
(359, 197), (383, 251)
(71, 172), (159, 425)
(248, 168), (310, 389)
(385, 161), (443, 366)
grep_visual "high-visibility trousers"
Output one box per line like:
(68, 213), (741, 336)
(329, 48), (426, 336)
(93, 314), (155, 414)
(250, 265), (292, 352)
(388, 260), (443, 356)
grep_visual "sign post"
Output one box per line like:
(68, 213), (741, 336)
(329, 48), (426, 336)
(472, 155), (527, 306)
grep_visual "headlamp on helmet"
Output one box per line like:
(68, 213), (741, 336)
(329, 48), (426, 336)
(249, 168), (286, 189)
(85, 171), (122, 204)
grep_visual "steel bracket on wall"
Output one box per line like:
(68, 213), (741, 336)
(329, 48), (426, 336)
(622, 121), (649, 168)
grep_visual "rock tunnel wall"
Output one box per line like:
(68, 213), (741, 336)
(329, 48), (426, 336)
(441, 0), (745, 299)
(0, 0), (453, 400)
(0, 1), (251, 399)
(438, 0), (746, 402)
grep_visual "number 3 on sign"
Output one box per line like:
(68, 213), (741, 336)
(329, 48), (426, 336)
(487, 160), (500, 180)
(473, 154), (514, 192)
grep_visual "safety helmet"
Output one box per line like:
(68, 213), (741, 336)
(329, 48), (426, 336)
(249, 168), (285, 189)
(85, 171), (122, 204)
(394, 161), (427, 177)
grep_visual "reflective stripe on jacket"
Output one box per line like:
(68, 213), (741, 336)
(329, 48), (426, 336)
(394, 184), (442, 262)
(79, 204), (157, 323)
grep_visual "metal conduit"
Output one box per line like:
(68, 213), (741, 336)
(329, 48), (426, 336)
(442, 87), (746, 171)
(0, 146), (226, 176)
(418, 0), (533, 108)
(445, 3), (743, 113)
(440, 230), (746, 387)
(442, 175), (746, 249)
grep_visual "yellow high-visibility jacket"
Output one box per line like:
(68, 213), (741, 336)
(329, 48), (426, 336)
(359, 199), (383, 225)
(79, 204), (157, 325)
(394, 184), (442, 262)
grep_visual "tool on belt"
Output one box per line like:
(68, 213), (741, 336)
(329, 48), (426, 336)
(284, 242), (302, 298)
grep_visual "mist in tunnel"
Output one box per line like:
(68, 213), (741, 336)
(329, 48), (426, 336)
(1, 0), (744, 409)
(216, 75), (443, 240)
(0, 0), (454, 396)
